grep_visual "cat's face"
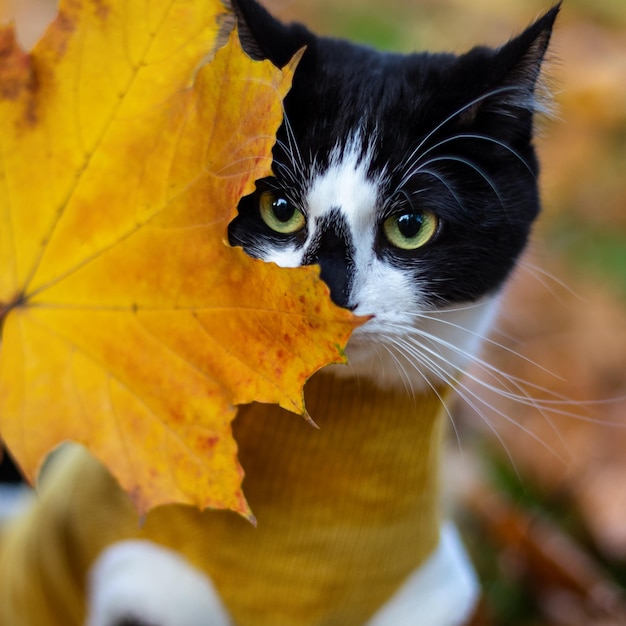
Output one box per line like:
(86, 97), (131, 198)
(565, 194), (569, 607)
(228, 0), (558, 389)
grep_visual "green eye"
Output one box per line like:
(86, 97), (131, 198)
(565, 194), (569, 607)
(383, 210), (438, 250)
(259, 191), (305, 234)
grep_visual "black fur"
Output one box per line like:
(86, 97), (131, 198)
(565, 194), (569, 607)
(228, 0), (559, 307)
(301, 209), (357, 309)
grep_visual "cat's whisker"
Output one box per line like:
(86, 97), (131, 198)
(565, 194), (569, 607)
(389, 318), (578, 416)
(422, 300), (494, 316)
(282, 110), (305, 171)
(411, 310), (566, 383)
(399, 85), (535, 180)
(272, 146), (302, 189)
(382, 319), (580, 447)
(517, 258), (585, 302)
(409, 132), (537, 181)
(397, 168), (467, 212)
(388, 186), (437, 218)
(377, 336), (466, 455)
(383, 313), (625, 445)
(382, 330), (570, 463)
(373, 337), (419, 398)
(415, 155), (506, 212)
(275, 110), (307, 189)
(400, 328), (526, 402)
(381, 333), (525, 469)
(353, 312), (569, 421)
(370, 340), (401, 387)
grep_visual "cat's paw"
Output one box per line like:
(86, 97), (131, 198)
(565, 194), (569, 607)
(86, 540), (231, 626)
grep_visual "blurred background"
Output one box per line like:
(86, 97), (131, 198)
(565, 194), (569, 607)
(3, 0), (626, 623)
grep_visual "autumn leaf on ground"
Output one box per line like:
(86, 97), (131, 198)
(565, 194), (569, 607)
(0, 0), (359, 518)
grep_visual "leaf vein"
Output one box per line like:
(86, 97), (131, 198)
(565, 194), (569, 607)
(23, 0), (180, 296)
(0, 135), (18, 297)
(23, 312), (218, 460)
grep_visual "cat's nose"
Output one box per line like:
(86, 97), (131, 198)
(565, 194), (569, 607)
(301, 212), (355, 310)
(303, 248), (353, 309)
(316, 257), (353, 310)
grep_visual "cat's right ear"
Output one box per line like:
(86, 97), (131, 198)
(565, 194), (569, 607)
(225, 0), (313, 68)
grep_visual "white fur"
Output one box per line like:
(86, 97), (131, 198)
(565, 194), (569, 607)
(307, 137), (380, 234)
(86, 540), (231, 626)
(262, 135), (379, 269)
(333, 295), (501, 391)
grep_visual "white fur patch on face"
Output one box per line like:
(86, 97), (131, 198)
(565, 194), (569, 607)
(306, 137), (380, 238)
(86, 540), (231, 626)
(332, 295), (501, 391)
(261, 136), (380, 270)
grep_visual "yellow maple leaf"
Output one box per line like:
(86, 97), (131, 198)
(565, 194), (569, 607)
(0, 0), (359, 517)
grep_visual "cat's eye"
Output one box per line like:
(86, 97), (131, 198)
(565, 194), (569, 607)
(258, 191), (305, 234)
(383, 210), (438, 250)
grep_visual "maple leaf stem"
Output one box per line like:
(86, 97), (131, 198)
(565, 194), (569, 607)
(302, 410), (320, 430)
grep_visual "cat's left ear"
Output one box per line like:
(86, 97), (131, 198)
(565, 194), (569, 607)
(458, 3), (561, 124)
(225, 0), (314, 68)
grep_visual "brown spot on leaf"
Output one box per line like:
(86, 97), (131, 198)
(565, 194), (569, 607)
(43, 10), (76, 61)
(199, 436), (219, 455)
(94, 0), (111, 21)
(0, 26), (34, 101)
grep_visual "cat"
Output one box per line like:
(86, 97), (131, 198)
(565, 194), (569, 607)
(228, 0), (557, 392)
(0, 1), (559, 625)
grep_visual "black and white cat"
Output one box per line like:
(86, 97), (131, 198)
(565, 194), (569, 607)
(0, 2), (560, 625)
(228, 0), (558, 393)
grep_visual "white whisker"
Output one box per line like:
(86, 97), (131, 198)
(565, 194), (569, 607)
(517, 258), (585, 302)
(397, 168), (466, 212)
(414, 132), (536, 180)
(387, 318), (583, 420)
(378, 335), (465, 456)
(382, 329), (570, 462)
(413, 310), (566, 383)
(416, 155), (506, 211)
(382, 332), (523, 469)
(399, 85), (533, 181)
